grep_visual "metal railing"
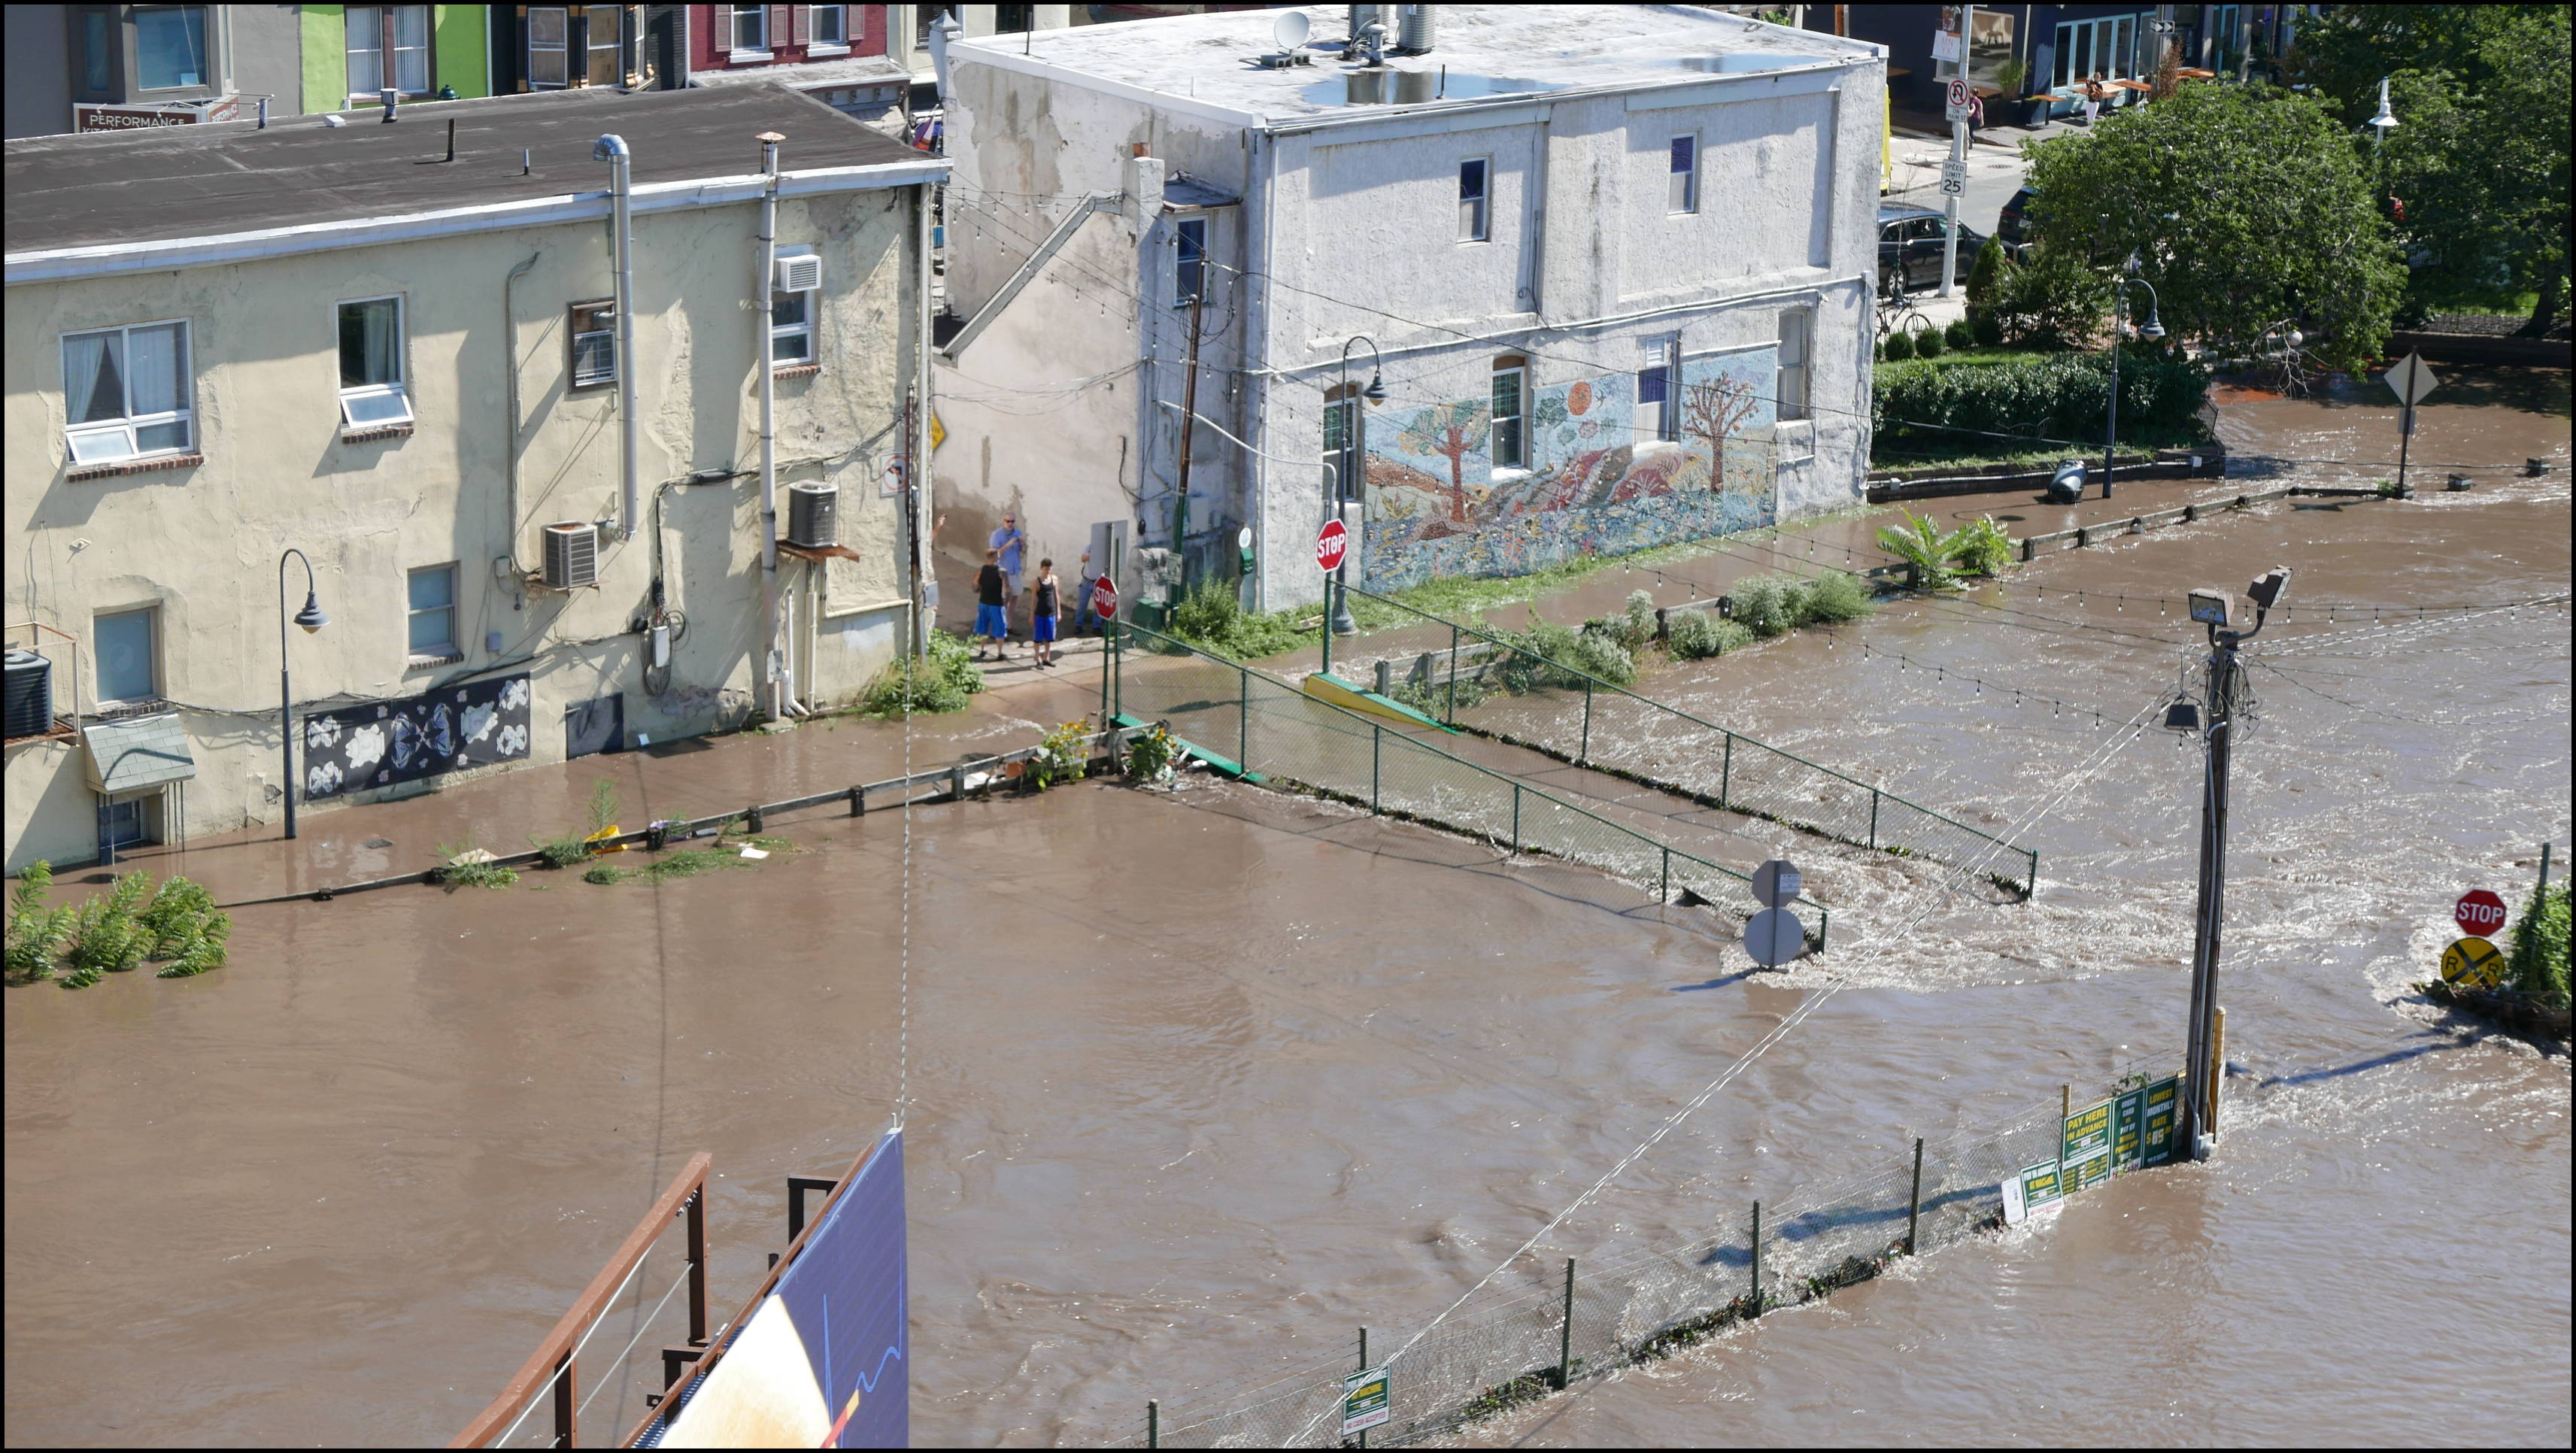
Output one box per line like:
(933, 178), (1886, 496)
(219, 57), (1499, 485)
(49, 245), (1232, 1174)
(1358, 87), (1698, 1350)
(1328, 584), (2040, 896)
(1111, 623), (1827, 942)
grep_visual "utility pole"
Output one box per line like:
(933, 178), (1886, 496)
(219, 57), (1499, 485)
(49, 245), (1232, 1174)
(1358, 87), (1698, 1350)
(1171, 287), (1206, 597)
(1938, 4), (1974, 299)
(2178, 567), (2291, 1157)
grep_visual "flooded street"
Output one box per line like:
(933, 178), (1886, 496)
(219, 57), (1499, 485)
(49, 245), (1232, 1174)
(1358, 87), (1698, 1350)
(5, 375), (2567, 1448)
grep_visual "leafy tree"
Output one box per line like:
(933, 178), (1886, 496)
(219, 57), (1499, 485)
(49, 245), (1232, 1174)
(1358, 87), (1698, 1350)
(2020, 83), (2405, 371)
(1396, 399), (1489, 524)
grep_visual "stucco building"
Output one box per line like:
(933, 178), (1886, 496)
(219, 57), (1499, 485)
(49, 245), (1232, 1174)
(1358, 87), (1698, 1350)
(3, 83), (942, 872)
(927, 3), (1885, 615)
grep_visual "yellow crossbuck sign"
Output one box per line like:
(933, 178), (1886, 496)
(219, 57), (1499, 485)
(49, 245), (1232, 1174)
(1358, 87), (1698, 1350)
(2440, 936), (2505, 990)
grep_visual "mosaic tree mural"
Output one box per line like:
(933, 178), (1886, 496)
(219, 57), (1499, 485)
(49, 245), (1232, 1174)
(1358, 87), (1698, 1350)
(1361, 346), (1779, 592)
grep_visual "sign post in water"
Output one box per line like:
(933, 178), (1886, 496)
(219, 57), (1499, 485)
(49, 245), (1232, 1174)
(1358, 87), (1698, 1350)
(1743, 860), (1807, 966)
(1340, 1364), (1390, 1437)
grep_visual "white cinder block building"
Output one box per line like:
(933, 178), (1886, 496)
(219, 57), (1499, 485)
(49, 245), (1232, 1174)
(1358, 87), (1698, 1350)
(930, 3), (1883, 612)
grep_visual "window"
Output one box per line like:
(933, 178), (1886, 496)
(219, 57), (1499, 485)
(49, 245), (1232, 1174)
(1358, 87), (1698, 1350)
(1637, 342), (1678, 443)
(347, 6), (431, 101)
(134, 5), (209, 90)
(2054, 13), (2151, 86)
(408, 564), (460, 659)
(1490, 358), (1527, 470)
(732, 4), (769, 52)
(337, 296), (411, 428)
(997, 4), (1033, 32)
(62, 321), (193, 465)
(1458, 158), (1490, 243)
(771, 252), (817, 366)
(1173, 218), (1206, 307)
(812, 5), (849, 47)
(569, 301), (617, 387)
(1322, 388), (1360, 502)
(95, 608), (157, 705)
(1669, 135), (1698, 215)
(1776, 310), (1810, 422)
(529, 7), (568, 87)
(586, 7), (622, 86)
(81, 10), (113, 93)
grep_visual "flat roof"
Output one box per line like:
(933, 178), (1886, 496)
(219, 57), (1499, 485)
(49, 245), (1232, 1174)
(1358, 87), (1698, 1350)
(5, 83), (925, 256)
(954, 3), (1877, 126)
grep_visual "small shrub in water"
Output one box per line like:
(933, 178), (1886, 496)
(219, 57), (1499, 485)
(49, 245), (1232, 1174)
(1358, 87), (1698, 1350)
(1730, 576), (1798, 639)
(2509, 882), (2570, 1005)
(862, 629), (984, 716)
(8, 860), (74, 983)
(1666, 610), (1752, 661)
(1796, 571), (1877, 624)
(1027, 719), (1095, 792)
(435, 845), (519, 890)
(1122, 722), (1180, 782)
(582, 863), (627, 885)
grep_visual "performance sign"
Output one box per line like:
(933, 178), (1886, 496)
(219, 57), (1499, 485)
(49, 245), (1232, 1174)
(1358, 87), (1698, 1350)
(1341, 1364), (1391, 1436)
(2062, 1098), (2116, 1191)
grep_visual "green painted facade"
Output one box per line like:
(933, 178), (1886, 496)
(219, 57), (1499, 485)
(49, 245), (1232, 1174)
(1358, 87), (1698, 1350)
(299, 5), (490, 115)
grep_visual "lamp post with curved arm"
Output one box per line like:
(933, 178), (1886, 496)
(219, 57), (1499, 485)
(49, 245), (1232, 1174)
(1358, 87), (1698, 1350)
(1330, 335), (1388, 642)
(278, 548), (328, 840)
(2102, 256), (2165, 500)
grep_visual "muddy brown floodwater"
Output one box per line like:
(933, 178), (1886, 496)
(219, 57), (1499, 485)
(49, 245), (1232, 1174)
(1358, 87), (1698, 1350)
(5, 371), (2568, 1448)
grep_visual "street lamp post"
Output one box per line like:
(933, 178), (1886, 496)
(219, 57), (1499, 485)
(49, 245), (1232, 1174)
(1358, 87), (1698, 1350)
(2366, 76), (2399, 183)
(2102, 256), (2164, 500)
(1330, 335), (1388, 641)
(278, 548), (328, 840)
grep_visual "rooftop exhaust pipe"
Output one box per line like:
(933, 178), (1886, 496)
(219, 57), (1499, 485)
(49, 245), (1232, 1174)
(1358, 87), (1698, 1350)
(1397, 5), (1436, 55)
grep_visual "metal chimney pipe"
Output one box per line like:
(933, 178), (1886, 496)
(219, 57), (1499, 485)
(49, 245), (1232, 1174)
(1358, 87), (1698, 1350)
(594, 134), (639, 542)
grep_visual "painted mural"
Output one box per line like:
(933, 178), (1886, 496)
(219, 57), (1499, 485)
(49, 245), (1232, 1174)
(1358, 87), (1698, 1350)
(299, 672), (532, 801)
(1360, 346), (1779, 592)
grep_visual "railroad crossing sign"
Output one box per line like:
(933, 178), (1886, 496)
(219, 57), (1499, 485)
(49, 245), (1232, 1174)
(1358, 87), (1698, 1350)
(1945, 77), (1973, 122)
(2382, 350), (2441, 407)
(1340, 1364), (1391, 1436)
(1091, 575), (1118, 621)
(1315, 517), (1351, 573)
(1940, 158), (1968, 196)
(1743, 906), (1806, 966)
(1752, 858), (1803, 907)
(2453, 889), (2508, 939)
(2441, 936), (2505, 989)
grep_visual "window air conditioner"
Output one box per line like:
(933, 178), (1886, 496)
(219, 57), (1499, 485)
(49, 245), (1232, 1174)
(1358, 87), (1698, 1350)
(774, 254), (822, 293)
(543, 520), (599, 590)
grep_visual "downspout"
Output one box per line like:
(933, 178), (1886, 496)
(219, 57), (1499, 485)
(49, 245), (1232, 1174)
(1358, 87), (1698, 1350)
(501, 250), (540, 578)
(757, 132), (784, 721)
(912, 179), (936, 654)
(596, 132), (639, 541)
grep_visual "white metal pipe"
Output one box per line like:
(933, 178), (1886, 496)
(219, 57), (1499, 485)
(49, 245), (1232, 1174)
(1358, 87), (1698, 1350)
(757, 132), (784, 721)
(912, 176), (936, 654)
(597, 134), (639, 541)
(501, 250), (540, 576)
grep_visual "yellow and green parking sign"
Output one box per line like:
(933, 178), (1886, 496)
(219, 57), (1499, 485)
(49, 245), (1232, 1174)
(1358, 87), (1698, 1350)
(2062, 1098), (2116, 1191)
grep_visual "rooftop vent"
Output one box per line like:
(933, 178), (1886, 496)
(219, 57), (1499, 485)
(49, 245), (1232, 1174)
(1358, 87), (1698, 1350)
(543, 521), (599, 590)
(1397, 5), (1436, 56)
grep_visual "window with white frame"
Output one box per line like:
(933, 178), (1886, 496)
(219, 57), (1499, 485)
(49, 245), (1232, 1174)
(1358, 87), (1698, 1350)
(1458, 158), (1490, 243)
(408, 563), (459, 660)
(528, 7), (569, 87)
(584, 7), (621, 86)
(569, 300), (617, 387)
(95, 607), (159, 705)
(771, 250), (818, 366)
(732, 4), (769, 53)
(1776, 309), (1810, 422)
(1669, 135), (1699, 214)
(347, 5), (431, 102)
(62, 320), (194, 466)
(812, 4), (849, 48)
(2053, 13), (2149, 86)
(1174, 218), (1207, 307)
(1490, 356), (1527, 470)
(337, 296), (412, 429)
(1636, 340), (1679, 443)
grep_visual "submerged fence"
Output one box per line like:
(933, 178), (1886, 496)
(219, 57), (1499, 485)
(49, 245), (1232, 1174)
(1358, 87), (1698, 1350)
(1109, 623), (1828, 943)
(1130, 1060), (2187, 1448)
(1327, 585), (2040, 896)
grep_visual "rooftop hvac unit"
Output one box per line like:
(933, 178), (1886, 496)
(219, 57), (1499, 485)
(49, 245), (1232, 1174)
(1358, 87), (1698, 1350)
(543, 520), (599, 590)
(773, 253), (822, 293)
(5, 649), (53, 739)
(787, 481), (839, 549)
(1397, 4), (1435, 54)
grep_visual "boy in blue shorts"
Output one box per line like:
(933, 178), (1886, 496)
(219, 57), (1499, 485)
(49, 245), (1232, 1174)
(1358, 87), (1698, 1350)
(973, 548), (1011, 660)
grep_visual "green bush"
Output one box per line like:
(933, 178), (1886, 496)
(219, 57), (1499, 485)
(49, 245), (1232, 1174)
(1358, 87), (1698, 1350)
(1796, 571), (1877, 624)
(63, 873), (155, 987)
(1166, 578), (1313, 661)
(1729, 576), (1798, 639)
(1964, 235), (2006, 311)
(862, 629), (985, 716)
(434, 845), (519, 891)
(1880, 329), (1916, 362)
(6, 860), (71, 984)
(1983, 244), (2111, 349)
(1913, 325), (1945, 359)
(1025, 718), (1094, 791)
(1971, 312), (2004, 347)
(1875, 347), (2206, 450)
(1496, 618), (1636, 690)
(1666, 609), (1752, 660)
(2509, 881), (2570, 1004)
(1947, 516), (2018, 578)
(1944, 317), (1977, 351)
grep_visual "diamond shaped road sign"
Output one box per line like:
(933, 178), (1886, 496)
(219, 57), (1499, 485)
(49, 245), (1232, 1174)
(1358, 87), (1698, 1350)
(2383, 351), (2441, 407)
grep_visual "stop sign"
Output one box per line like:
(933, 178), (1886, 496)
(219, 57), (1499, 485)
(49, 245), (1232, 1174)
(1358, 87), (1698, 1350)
(1315, 517), (1350, 573)
(1091, 575), (1118, 622)
(2454, 890), (2508, 939)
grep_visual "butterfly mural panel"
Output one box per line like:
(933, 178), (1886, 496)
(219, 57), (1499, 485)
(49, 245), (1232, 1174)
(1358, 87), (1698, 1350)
(300, 674), (532, 802)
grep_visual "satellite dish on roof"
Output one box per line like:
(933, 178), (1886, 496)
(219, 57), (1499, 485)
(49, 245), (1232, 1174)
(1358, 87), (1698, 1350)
(1274, 11), (1312, 49)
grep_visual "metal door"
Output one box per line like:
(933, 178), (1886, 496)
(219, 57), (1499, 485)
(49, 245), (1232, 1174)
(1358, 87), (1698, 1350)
(564, 694), (625, 759)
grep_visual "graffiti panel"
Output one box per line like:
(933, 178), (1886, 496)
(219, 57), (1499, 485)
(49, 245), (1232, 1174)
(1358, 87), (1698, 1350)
(299, 673), (532, 801)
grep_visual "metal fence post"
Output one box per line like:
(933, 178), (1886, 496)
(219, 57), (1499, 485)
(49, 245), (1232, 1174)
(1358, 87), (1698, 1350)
(1579, 678), (1592, 764)
(1147, 1399), (1160, 1449)
(1906, 1136), (1924, 1255)
(1555, 1257), (1576, 1389)
(1355, 1326), (1370, 1451)
(1868, 788), (1881, 851)
(1511, 784), (1522, 854)
(1239, 668), (1249, 769)
(1749, 1200), (1763, 1316)
(1447, 624), (1460, 723)
(1660, 846), (1671, 904)
(1720, 733), (1734, 808)
(1371, 724), (1382, 812)
(2028, 848), (2040, 896)
(1103, 624), (1114, 721)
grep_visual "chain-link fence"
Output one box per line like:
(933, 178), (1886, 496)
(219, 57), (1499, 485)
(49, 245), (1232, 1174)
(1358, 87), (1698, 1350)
(1111, 623), (1827, 941)
(1127, 1060), (2185, 1448)
(1328, 587), (2040, 896)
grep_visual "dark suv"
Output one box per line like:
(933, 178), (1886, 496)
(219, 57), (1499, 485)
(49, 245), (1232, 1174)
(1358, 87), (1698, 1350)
(1995, 187), (2038, 254)
(1877, 202), (1988, 293)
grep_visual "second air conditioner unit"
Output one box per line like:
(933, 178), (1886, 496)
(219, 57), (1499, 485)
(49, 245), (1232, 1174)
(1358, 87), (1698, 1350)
(787, 481), (839, 549)
(774, 253), (822, 293)
(543, 521), (599, 590)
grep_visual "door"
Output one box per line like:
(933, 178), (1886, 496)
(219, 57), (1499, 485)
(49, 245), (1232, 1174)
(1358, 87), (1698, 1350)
(564, 694), (625, 759)
(1904, 217), (1946, 287)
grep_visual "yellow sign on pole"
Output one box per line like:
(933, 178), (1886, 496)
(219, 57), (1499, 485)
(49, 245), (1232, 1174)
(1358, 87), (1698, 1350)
(928, 409), (947, 451)
(2440, 936), (2505, 990)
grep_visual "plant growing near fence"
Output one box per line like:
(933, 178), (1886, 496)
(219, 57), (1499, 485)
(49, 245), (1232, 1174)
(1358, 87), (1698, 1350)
(434, 844), (519, 891)
(1946, 516), (2018, 578)
(2510, 881), (2570, 1004)
(1026, 719), (1094, 792)
(1494, 617), (1637, 689)
(7, 860), (74, 984)
(861, 629), (985, 716)
(1121, 723), (1180, 783)
(1665, 610), (1753, 661)
(8, 863), (234, 987)
(1876, 511), (1965, 590)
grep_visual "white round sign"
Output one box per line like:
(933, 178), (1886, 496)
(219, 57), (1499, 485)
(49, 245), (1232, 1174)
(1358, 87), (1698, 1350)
(1743, 907), (1806, 967)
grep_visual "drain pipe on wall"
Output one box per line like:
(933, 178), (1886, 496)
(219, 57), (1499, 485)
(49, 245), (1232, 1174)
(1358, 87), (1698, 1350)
(594, 134), (639, 542)
(757, 131), (786, 721)
(912, 178), (936, 654)
(500, 250), (540, 582)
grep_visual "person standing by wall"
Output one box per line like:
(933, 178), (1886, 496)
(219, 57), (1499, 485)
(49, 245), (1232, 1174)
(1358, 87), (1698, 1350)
(974, 548), (1012, 660)
(1029, 558), (1063, 669)
(989, 512), (1027, 642)
(1074, 551), (1101, 635)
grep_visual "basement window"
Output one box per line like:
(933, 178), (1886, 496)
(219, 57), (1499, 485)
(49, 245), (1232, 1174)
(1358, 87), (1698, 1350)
(569, 300), (617, 387)
(337, 296), (413, 429)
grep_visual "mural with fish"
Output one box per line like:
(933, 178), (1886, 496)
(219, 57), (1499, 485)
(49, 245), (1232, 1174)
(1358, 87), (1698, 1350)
(1359, 346), (1778, 592)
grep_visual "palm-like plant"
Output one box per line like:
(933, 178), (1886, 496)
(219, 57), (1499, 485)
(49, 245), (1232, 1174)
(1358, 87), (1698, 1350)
(1875, 512), (1962, 590)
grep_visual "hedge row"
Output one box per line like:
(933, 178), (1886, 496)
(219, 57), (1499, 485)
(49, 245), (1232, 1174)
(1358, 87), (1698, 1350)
(1874, 348), (2207, 447)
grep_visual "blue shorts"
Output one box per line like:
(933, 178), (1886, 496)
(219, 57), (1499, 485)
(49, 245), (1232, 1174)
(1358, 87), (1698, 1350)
(975, 604), (1009, 639)
(1033, 615), (1058, 642)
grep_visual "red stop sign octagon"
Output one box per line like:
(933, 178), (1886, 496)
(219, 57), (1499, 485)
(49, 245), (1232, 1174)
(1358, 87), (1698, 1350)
(2454, 890), (2508, 939)
(1315, 517), (1350, 573)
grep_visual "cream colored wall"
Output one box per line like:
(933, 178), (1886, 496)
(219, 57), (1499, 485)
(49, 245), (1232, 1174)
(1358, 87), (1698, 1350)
(4, 187), (921, 873)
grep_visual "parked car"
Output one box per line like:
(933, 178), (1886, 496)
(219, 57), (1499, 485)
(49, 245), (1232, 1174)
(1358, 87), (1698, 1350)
(1877, 202), (1988, 294)
(1995, 187), (2037, 254)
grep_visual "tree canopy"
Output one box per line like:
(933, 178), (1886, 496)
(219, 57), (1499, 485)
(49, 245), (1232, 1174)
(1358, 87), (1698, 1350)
(2019, 82), (2405, 372)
